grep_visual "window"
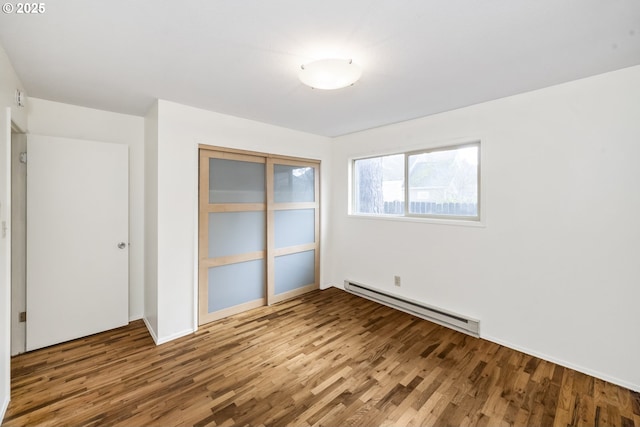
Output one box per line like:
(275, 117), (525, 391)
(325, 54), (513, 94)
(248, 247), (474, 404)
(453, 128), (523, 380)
(352, 142), (480, 220)
(353, 153), (404, 214)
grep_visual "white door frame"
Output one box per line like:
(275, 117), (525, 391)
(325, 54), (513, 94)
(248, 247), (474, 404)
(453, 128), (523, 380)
(0, 108), (13, 420)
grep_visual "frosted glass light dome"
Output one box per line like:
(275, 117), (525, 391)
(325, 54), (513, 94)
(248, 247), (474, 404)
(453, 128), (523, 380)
(299, 58), (362, 90)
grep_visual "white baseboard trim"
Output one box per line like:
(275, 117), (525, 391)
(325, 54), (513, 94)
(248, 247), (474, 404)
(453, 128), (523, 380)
(129, 314), (143, 322)
(482, 334), (639, 393)
(1, 395), (9, 424)
(142, 317), (159, 345)
(156, 328), (194, 346)
(143, 317), (194, 346)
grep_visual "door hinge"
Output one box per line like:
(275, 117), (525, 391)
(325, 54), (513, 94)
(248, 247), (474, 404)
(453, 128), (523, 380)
(19, 312), (26, 322)
(19, 152), (27, 164)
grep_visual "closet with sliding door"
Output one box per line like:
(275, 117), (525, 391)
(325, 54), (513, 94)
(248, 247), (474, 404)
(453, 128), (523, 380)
(198, 146), (320, 325)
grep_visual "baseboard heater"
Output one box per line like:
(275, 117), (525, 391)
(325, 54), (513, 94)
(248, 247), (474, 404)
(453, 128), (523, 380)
(344, 280), (480, 338)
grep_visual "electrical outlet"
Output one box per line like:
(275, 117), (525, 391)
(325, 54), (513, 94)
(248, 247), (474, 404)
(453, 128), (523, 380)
(394, 275), (401, 287)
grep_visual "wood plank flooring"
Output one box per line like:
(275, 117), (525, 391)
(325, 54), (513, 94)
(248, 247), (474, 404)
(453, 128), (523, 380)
(4, 288), (639, 426)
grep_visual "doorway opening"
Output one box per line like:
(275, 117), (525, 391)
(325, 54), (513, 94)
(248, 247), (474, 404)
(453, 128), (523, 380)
(10, 127), (26, 355)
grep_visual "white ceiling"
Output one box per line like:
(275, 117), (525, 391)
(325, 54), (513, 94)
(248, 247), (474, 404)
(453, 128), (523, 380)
(1, 1), (639, 137)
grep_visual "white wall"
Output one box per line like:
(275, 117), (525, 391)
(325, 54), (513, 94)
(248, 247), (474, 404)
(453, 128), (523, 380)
(330, 65), (640, 391)
(27, 98), (145, 321)
(144, 102), (159, 340)
(150, 100), (332, 343)
(0, 43), (27, 421)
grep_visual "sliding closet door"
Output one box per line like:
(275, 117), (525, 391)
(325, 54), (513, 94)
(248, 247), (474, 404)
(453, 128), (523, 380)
(199, 151), (266, 325)
(199, 147), (320, 325)
(267, 159), (320, 304)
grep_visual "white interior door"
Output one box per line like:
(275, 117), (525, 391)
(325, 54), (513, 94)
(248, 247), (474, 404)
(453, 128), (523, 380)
(26, 135), (128, 351)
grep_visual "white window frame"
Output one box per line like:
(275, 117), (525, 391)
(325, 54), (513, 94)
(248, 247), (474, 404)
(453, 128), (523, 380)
(350, 140), (483, 225)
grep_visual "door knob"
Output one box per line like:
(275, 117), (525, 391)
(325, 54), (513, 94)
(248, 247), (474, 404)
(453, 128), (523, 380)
(117, 242), (127, 249)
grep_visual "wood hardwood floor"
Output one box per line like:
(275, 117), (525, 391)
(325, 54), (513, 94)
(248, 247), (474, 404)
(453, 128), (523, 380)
(4, 288), (639, 427)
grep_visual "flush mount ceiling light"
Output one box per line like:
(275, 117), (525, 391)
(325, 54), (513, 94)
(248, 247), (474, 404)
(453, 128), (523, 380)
(299, 58), (362, 90)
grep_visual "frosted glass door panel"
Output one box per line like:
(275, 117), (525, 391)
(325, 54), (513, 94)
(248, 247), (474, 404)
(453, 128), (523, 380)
(274, 209), (315, 249)
(209, 212), (265, 257)
(273, 165), (314, 203)
(208, 260), (265, 312)
(274, 250), (315, 295)
(209, 158), (265, 203)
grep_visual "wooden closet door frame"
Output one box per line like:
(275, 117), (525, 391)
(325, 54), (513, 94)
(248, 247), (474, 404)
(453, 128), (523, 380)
(266, 158), (320, 305)
(198, 145), (320, 325)
(198, 149), (267, 325)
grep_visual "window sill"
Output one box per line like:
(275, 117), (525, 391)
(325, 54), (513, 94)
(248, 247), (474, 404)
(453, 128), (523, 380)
(347, 213), (486, 228)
